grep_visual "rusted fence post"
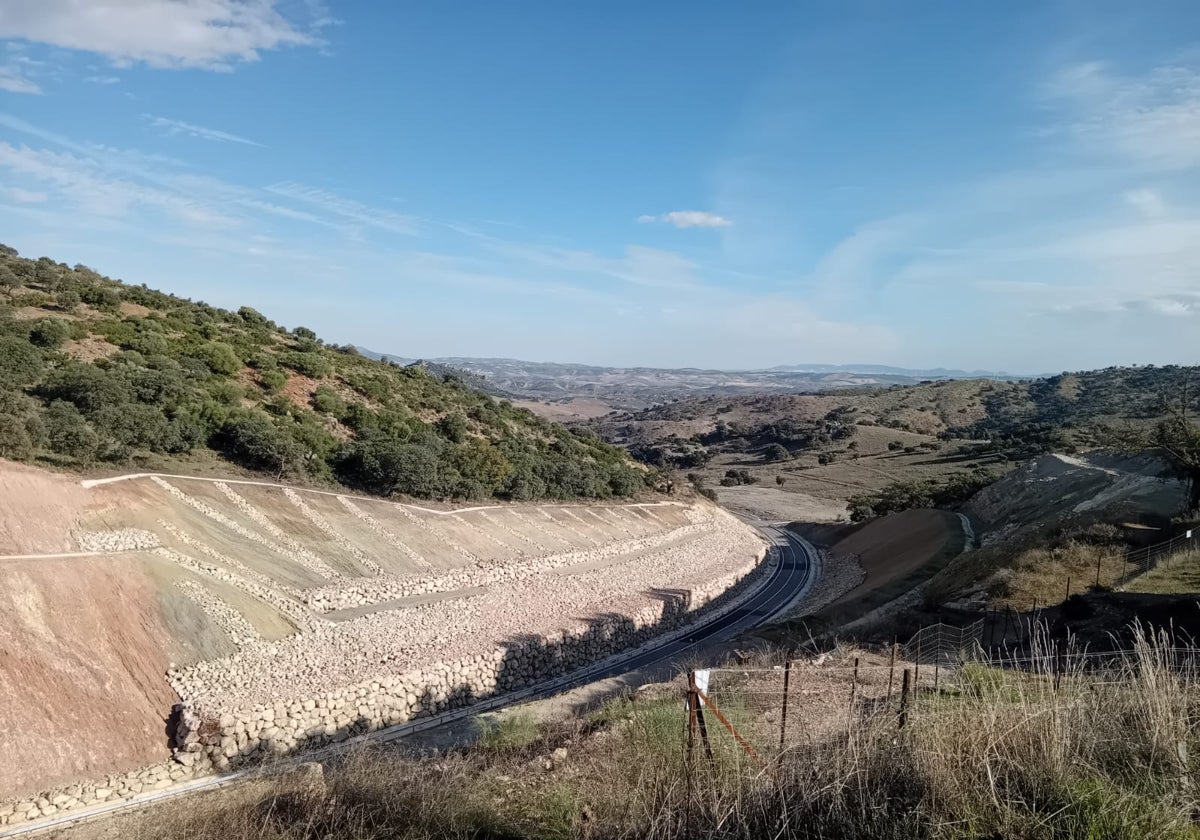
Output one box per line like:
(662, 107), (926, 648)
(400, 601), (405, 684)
(899, 668), (912, 729)
(1064, 576), (1071, 604)
(695, 688), (767, 769)
(933, 657), (940, 693)
(778, 659), (792, 750)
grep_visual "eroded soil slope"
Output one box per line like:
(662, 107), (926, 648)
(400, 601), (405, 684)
(0, 557), (186, 794)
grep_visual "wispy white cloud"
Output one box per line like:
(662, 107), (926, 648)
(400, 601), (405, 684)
(0, 142), (241, 226)
(0, 117), (404, 242)
(265, 181), (419, 235)
(4, 186), (46, 203)
(145, 115), (265, 147)
(0, 0), (329, 70)
(83, 75), (120, 85)
(1125, 187), (1168, 218)
(1042, 60), (1200, 169)
(638, 210), (733, 228)
(0, 62), (40, 93)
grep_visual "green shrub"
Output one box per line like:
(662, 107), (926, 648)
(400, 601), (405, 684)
(258, 367), (288, 393)
(280, 350), (331, 378)
(0, 335), (43, 386)
(0, 391), (45, 459)
(28, 318), (71, 349)
(214, 409), (304, 475)
(44, 400), (98, 462)
(196, 341), (242, 375)
(311, 385), (346, 415)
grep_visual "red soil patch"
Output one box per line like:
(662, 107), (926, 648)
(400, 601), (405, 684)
(0, 460), (92, 555)
(281, 371), (322, 411)
(118, 301), (153, 318)
(62, 335), (119, 363)
(0, 556), (179, 796)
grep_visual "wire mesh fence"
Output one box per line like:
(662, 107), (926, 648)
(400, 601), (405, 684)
(685, 628), (1200, 768)
(1113, 530), (1198, 587)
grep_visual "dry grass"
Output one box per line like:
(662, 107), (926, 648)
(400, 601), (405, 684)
(85, 629), (1200, 840)
(1126, 551), (1200, 594)
(993, 540), (1128, 610)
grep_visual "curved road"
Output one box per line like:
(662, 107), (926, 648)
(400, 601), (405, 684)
(1, 523), (817, 838)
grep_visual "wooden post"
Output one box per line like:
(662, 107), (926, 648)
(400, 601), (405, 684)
(1064, 576), (1071, 604)
(899, 668), (911, 729)
(696, 698), (714, 762)
(778, 659), (792, 750)
(886, 642), (897, 703)
(934, 658), (940, 693)
(850, 657), (860, 707)
(1122, 552), (1129, 584)
(1095, 552), (1102, 588)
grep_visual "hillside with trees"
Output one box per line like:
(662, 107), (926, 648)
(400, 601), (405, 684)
(590, 366), (1200, 519)
(0, 246), (647, 502)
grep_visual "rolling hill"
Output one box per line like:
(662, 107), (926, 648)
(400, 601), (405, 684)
(0, 246), (647, 502)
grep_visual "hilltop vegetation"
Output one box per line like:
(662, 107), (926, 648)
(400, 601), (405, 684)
(592, 369), (1200, 516)
(0, 246), (647, 502)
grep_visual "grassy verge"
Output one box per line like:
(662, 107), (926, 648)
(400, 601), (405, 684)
(1125, 550), (1200, 594)
(88, 628), (1200, 840)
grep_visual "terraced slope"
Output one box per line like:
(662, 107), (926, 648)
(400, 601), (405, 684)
(0, 460), (764, 799)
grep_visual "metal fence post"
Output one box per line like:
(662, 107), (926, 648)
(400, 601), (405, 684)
(899, 668), (911, 730)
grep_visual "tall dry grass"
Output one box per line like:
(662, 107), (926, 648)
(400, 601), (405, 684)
(100, 627), (1200, 840)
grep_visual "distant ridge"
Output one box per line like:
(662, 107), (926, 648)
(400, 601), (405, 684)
(353, 349), (1034, 381)
(353, 348), (1035, 410)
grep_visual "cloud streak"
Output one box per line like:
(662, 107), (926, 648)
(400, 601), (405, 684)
(0, 62), (40, 93)
(637, 210), (733, 228)
(145, 115), (265, 147)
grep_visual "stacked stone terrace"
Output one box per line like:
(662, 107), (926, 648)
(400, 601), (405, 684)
(0, 476), (765, 825)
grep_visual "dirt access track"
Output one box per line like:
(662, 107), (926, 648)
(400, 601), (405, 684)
(0, 460), (764, 799)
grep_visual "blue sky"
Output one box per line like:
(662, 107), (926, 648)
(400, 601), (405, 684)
(1, 1), (1198, 373)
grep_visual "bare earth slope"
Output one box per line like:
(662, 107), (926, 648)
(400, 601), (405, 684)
(0, 461), (764, 799)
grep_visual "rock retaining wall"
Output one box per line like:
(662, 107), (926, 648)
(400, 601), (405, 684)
(171, 542), (764, 774)
(0, 498), (768, 828)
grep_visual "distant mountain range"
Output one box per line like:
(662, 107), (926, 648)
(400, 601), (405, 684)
(765, 363), (1027, 378)
(355, 349), (1034, 410)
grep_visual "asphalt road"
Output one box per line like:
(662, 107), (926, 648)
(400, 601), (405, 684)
(1, 523), (817, 838)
